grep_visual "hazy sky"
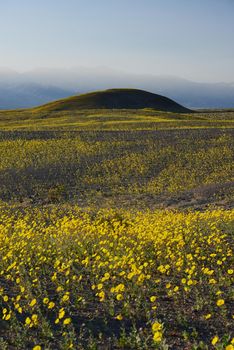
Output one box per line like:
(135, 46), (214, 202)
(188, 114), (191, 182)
(0, 0), (233, 82)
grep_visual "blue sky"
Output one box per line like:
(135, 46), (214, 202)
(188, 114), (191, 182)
(0, 0), (233, 82)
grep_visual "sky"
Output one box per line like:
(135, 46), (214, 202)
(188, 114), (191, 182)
(0, 0), (233, 83)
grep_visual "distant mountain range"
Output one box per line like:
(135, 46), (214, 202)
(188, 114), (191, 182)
(0, 67), (234, 109)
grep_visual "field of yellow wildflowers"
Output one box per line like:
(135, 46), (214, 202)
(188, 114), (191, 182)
(0, 109), (233, 349)
(0, 128), (233, 208)
(0, 206), (233, 349)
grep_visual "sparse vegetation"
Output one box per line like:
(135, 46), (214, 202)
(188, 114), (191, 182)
(33, 89), (192, 113)
(0, 126), (233, 208)
(0, 104), (233, 349)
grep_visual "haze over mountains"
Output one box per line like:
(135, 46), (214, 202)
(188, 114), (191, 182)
(0, 67), (234, 110)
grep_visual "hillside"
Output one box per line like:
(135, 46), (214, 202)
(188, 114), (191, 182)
(36, 88), (192, 113)
(0, 95), (233, 350)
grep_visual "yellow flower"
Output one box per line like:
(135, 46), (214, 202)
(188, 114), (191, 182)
(153, 331), (162, 342)
(3, 295), (9, 302)
(116, 294), (123, 301)
(204, 313), (211, 320)
(48, 301), (55, 309)
(211, 336), (219, 346)
(25, 317), (31, 326)
(209, 279), (216, 284)
(59, 308), (65, 319)
(33, 346), (42, 350)
(63, 317), (71, 325)
(227, 269), (233, 275)
(116, 283), (125, 292)
(32, 314), (38, 322)
(29, 299), (37, 307)
(226, 345), (234, 350)
(115, 314), (123, 320)
(5, 313), (11, 321)
(43, 297), (49, 304)
(216, 299), (225, 307)
(61, 294), (69, 303)
(97, 291), (105, 301)
(152, 322), (162, 332)
(150, 296), (157, 302)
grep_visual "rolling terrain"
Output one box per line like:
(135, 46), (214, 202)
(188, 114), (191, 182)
(0, 90), (233, 209)
(0, 90), (233, 350)
(35, 89), (192, 113)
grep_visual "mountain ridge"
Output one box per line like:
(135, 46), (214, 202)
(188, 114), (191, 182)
(0, 67), (234, 109)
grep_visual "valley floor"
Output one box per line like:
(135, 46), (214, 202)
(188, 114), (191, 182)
(0, 109), (233, 349)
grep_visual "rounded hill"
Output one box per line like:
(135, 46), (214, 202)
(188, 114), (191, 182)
(37, 88), (191, 113)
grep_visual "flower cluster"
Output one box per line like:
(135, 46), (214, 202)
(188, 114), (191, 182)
(0, 207), (233, 349)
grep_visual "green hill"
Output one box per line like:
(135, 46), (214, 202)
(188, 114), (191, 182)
(35, 88), (192, 113)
